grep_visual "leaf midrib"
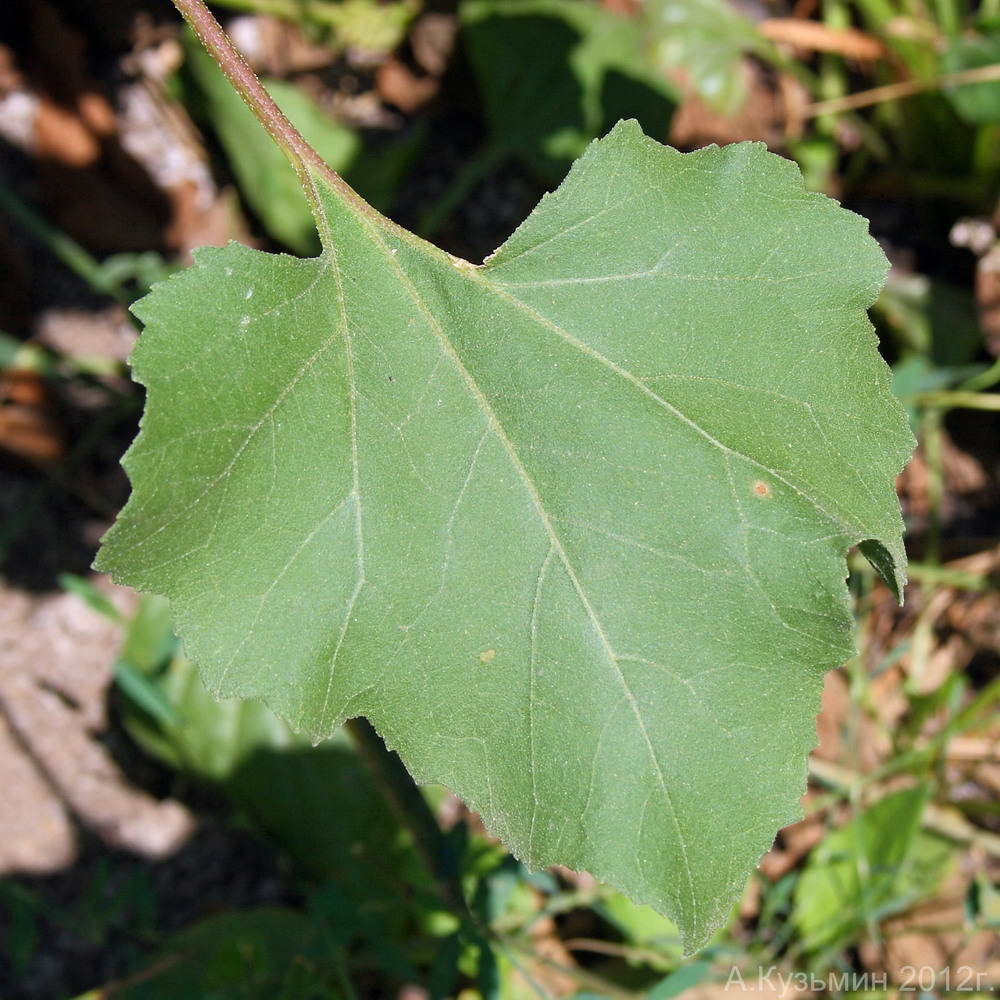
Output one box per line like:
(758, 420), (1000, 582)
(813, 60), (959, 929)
(331, 161), (869, 541)
(352, 212), (755, 938)
(302, 175), (871, 931)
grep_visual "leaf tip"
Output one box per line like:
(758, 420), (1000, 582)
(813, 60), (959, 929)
(858, 537), (907, 602)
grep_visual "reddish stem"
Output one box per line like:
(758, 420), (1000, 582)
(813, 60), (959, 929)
(170, 0), (353, 205)
(169, 0), (452, 254)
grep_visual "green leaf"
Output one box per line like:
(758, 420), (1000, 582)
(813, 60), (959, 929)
(114, 659), (183, 726)
(648, 961), (711, 1000)
(58, 572), (123, 623)
(113, 907), (323, 999)
(115, 608), (421, 906)
(462, 0), (677, 183)
(643, 0), (769, 115)
(792, 786), (949, 955)
(942, 31), (1000, 125)
(97, 119), (911, 951)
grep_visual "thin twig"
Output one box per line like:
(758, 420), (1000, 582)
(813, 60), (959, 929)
(803, 62), (1000, 117)
(910, 391), (1000, 411)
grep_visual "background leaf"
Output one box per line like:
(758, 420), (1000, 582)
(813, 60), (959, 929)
(115, 597), (424, 911)
(792, 786), (951, 957)
(182, 35), (420, 253)
(97, 120), (911, 951)
(642, 0), (769, 115)
(462, 0), (678, 183)
(941, 29), (1000, 126)
(113, 907), (326, 999)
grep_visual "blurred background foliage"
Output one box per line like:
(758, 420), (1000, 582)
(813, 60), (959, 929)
(0, 0), (999, 997)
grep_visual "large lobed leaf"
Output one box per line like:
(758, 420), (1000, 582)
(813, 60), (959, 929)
(97, 120), (912, 951)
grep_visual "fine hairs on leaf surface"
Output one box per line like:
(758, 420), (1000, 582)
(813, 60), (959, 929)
(96, 0), (914, 953)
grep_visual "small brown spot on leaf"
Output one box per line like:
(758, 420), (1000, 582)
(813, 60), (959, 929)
(753, 480), (771, 498)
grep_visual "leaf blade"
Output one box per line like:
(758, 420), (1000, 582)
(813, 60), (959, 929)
(98, 121), (911, 951)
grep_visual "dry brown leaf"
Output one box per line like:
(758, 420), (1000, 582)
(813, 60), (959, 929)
(669, 60), (786, 149)
(376, 58), (440, 113)
(977, 244), (1000, 356)
(758, 802), (826, 881)
(228, 14), (336, 76)
(0, 369), (64, 465)
(410, 13), (457, 78)
(875, 865), (1000, 985)
(760, 18), (887, 61)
